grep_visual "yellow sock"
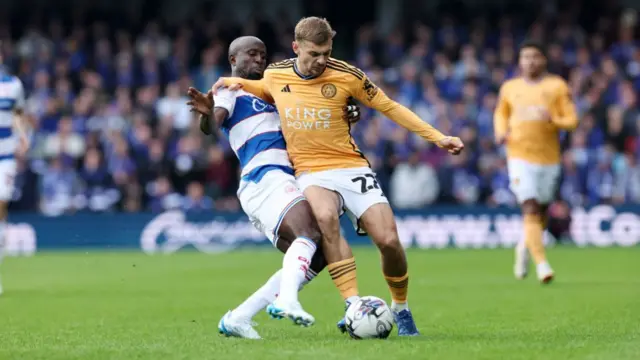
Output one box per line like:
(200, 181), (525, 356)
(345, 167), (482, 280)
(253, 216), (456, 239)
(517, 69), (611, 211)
(327, 257), (359, 300)
(524, 213), (546, 264)
(384, 273), (409, 304)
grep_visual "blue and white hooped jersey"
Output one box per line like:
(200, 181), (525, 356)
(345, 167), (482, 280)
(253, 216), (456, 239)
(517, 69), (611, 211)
(0, 73), (25, 160)
(213, 88), (292, 184)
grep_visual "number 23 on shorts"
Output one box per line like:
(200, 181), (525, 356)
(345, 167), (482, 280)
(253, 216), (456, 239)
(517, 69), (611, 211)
(351, 174), (381, 194)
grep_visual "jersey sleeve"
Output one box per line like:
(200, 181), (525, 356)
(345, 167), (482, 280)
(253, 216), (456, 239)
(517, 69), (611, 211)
(551, 81), (578, 131)
(493, 84), (511, 142)
(221, 74), (274, 103)
(350, 72), (447, 145)
(213, 88), (236, 119)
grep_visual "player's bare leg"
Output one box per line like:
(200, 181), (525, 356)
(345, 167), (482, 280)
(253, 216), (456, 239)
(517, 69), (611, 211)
(304, 185), (361, 331)
(521, 199), (554, 284)
(0, 200), (7, 295)
(359, 203), (419, 336)
(219, 200), (326, 338)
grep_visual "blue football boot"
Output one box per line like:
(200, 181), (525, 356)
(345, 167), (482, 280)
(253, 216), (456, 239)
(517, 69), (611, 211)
(393, 308), (420, 336)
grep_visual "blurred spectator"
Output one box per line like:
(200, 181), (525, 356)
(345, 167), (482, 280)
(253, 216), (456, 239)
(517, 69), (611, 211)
(147, 176), (182, 213)
(78, 148), (120, 212)
(156, 82), (192, 131)
(183, 181), (214, 212)
(42, 116), (86, 159)
(192, 46), (223, 92)
(390, 152), (439, 209)
(39, 157), (83, 216)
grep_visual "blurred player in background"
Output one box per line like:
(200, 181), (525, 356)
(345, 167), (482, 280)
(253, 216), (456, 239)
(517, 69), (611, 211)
(188, 36), (361, 339)
(0, 53), (28, 295)
(494, 40), (578, 283)
(212, 17), (464, 336)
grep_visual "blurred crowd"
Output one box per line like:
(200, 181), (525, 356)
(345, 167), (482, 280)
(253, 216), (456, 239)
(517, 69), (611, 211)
(2, 7), (640, 215)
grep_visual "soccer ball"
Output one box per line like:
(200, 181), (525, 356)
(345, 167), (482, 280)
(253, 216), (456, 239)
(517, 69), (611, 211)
(344, 296), (394, 339)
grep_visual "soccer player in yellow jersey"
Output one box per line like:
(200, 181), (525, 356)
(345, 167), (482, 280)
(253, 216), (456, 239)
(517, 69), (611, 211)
(494, 40), (578, 284)
(212, 17), (463, 337)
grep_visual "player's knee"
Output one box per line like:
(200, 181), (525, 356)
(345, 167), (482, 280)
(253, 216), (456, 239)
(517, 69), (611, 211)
(313, 208), (340, 238)
(375, 231), (402, 256)
(522, 199), (541, 215)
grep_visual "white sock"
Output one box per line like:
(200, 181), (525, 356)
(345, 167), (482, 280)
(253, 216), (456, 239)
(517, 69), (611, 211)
(391, 301), (409, 312)
(277, 237), (316, 305)
(231, 266), (320, 320)
(233, 269), (282, 320)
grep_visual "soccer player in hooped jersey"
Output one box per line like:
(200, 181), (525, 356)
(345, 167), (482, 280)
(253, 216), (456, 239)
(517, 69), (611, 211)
(212, 17), (464, 336)
(187, 36), (362, 339)
(494, 40), (578, 283)
(0, 56), (29, 295)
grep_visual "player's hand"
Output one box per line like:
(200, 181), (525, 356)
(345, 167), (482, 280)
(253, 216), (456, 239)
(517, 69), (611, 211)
(211, 78), (243, 95)
(439, 136), (464, 155)
(187, 87), (214, 117)
(343, 104), (361, 123)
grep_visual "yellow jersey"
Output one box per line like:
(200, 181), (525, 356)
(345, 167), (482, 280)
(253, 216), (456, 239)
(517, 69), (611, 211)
(223, 58), (447, 175)
(494, 75), (578, 165)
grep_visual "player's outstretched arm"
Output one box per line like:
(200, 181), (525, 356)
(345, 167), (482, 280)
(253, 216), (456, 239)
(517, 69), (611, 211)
(187, 87), (228, 135)
(551, 82), (578, 131)
(352, 75), (463, 154)
(211, 77), (274, 104)
(493, 86), (511, 145)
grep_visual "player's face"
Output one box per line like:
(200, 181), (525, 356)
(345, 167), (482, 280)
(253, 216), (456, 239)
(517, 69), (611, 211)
(293, 40), (332, 76)
(235, 43), (267, 80)
(519, 47), (546, 77)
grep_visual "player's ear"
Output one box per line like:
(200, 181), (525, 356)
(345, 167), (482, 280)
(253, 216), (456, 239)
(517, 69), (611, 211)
(229, 54), (236, 66)
(292, 41), (300, 55)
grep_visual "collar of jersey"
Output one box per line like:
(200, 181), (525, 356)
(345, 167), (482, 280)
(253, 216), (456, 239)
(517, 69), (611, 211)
(293, 60), (324, 80)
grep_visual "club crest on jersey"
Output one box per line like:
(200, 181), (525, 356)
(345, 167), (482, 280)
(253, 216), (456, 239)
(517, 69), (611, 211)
(252, 98), (270, 112)
(321, 83), (337, 99)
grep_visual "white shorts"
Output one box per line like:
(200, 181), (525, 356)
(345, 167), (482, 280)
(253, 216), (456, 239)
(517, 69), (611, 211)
(297, 167), (389, 236)
(0, 159), (16, 202)
(507, 159), (561, 205)
(238, 169), (306, 246)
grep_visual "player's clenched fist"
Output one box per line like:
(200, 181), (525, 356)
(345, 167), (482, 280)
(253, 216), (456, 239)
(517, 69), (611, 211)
(438, 136), (465, 155)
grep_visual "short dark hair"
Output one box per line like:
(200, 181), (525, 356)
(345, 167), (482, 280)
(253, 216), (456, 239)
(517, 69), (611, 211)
(295, 17), (336, 45)
(519, 39), (547, 58)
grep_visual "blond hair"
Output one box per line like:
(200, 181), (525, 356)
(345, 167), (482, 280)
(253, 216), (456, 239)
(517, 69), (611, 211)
(294, 17), (336, 45)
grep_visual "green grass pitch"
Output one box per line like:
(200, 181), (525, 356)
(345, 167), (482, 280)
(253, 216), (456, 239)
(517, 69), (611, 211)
(1, 247), (639, 360)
